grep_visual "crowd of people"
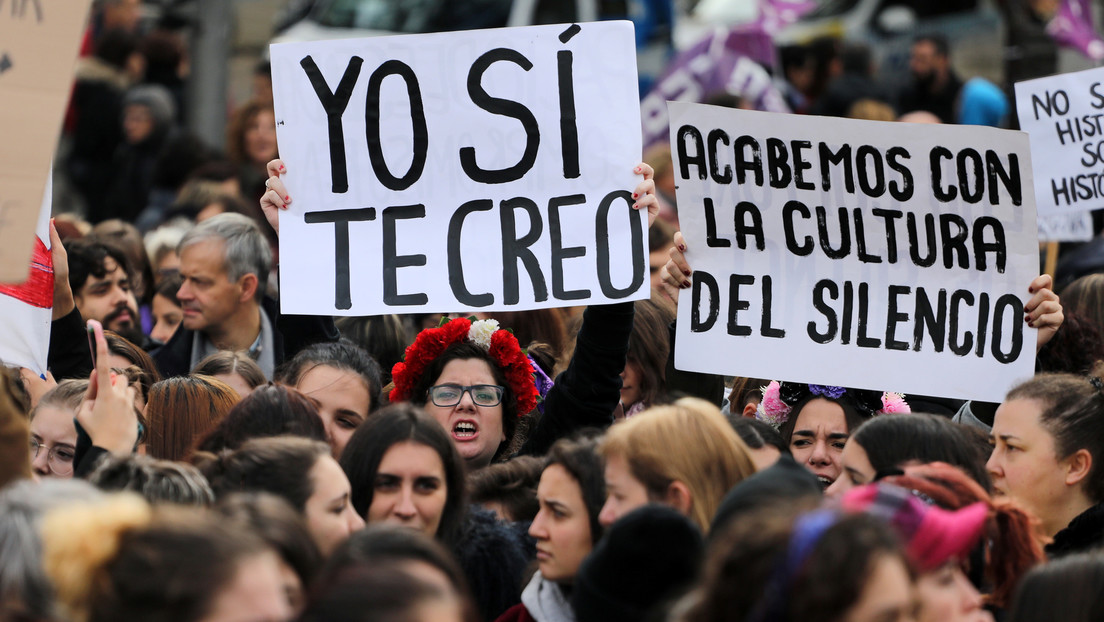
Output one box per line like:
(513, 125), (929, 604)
(5, 1), (1104, 621)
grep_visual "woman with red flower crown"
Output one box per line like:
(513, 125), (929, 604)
(262, 159), (661, 470)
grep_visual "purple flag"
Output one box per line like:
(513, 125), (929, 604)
(1048, 0), (1104, 61)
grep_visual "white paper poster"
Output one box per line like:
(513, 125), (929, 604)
(271, 22), (647, 315)
(670, 104), (1039, 403)
(1016, 66), (1104, 229)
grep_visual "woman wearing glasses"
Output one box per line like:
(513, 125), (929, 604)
(29, 380), (87, 478)
(264, 158), (661, 471)
(341, 404), (531, 621)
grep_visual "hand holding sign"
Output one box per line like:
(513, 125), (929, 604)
(271, 22), (646, 315)
(263, 159), (660, 235)
(663, 235), (1064, 355)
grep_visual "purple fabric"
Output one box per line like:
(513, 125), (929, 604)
(1048, 0), (1104, 61)
(529, 354), (554, 415)
(808, 385), (846, 400)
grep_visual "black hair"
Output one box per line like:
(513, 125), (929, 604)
(276, 340), (383, 415)
(1007, 552), (1104, 622)
(320, 524), (470, 600)
(65, 238), (133, 294)
(213, 492), (323, 597)
(850, 413), (991, 490)
(545, 436), (606, 545)
(409, 341), (518, 461)
(195, 436), (330, 512)
(340, 404), (468, 547)
(1008, 373), (1104, 502)
(729, 417), (789, 455)
(914, 33), (950, 58)
(194, 384), (326, 453)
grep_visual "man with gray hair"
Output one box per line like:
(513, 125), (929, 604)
(152, 213), (337, 378)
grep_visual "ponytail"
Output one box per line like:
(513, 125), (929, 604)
(42, 495), (152, 622)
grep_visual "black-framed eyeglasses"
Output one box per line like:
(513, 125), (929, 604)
(428, 384), (505, 407)
(29, 438), (76, 476)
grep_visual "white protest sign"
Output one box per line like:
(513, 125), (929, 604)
(271, 22), (646, 315)
(1016, 66), (1104, 222)
(0, 176), (54, 375)
(670, 103), (1039, 403)
(1039, 212), (1093, 242)
(0, 0), (93, 283)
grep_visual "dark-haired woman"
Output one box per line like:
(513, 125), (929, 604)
(196, 436), (364, 556)
(43, 496), (293, 622)
(988, 373), (1104, 556)
(825, 413), (991, 497)
(195, 383), (326, 453)
(341, 404), (530, 621)
(756, 381), (910, 489)
(263, 159), (661, 471)
(495, 438), (606, 622)
(276, 340), (382, 458)
(1008, 553), (1104, 622)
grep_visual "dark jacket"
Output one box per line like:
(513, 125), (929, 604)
(151, 295), (338, 379)
(1046, 503), (1104, 558)
(454, 507), (535, 622)
(515, 302), (633, 458)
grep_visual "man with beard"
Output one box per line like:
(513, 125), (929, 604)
(151, 213), (337, 379)
(65, 238), (146, 347)
(896, 34), (962, 124)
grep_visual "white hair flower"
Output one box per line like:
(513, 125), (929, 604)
(468, 319), (500, 350)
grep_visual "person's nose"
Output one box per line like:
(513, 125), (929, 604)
(598, 497), (617, 528)
(393, 487), (417, 519)
(528, 510), (549, 540)
(347, 508), (365, 532)
(985, 450), (1002, 479)
(455, 388), (477, 411)
(31, 447), (50, 476)
(808, 440), (831, 466)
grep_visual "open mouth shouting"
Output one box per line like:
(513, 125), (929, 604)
(452, 419), (479, 441)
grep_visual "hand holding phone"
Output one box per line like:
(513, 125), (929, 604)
(77, 320), (139, 455)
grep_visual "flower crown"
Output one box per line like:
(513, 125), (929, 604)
(390, 317), (539, 416)
(756, 381), (910, 429)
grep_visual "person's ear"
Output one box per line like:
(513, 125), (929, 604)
(742, 401), (758, 418)
(1065, 448), (1093, 488)
(238, 273), (259, 302)
(664, 481), (693, 517)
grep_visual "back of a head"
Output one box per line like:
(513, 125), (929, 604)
(146, 375), (239, 461)
(195, 383), (325, 453)
(196, 436), (330, 512)
(0, 479), (104, 620)
(850, 413), (991, 489)
(1061, 273), (1104, 332)
(333, 315), (408, 384)
(88, 454), (215, 506)
(42, 495), (271, 622)
(710, 455), (821, 537)
(1008, 553), (1104, 622)
(192, 350), (267, 392)
(686, 506), (901, 622)
(179, 213), (271, 302)
(573, 505), (703, 622)
(600, 398), (756, 532)
(214, 492), (322, 603)
(467, 455), (543, 522)
(321, 524), (469, 599)
(299, 562), (470, 622)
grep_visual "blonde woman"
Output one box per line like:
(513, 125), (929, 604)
(598, 398), (756, 532)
